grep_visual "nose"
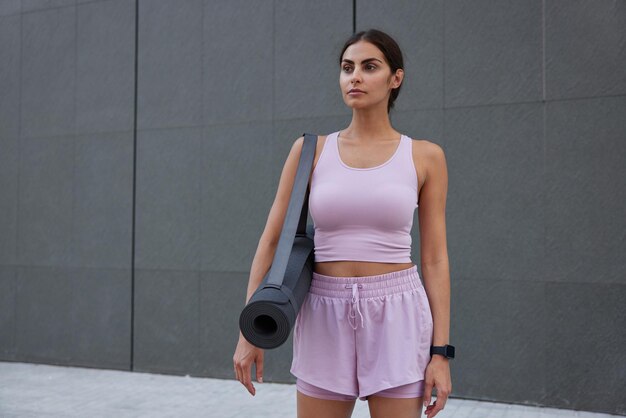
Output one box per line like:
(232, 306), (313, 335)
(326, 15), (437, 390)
(350, 68), (362, 85)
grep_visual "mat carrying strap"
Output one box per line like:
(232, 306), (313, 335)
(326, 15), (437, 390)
(263, 133), (316, 306)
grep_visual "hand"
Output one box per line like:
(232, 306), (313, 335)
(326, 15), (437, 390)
(233, 334), (265, 396)
(422, 355), (452, 417)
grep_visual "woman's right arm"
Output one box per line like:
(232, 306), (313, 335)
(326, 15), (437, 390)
(233, 135), (306, 396)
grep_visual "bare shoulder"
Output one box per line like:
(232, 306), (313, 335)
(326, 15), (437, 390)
(288, 133), (328, 187)
(291, 135), (305, 151)
(291, 133), (328, 152)
(293, 133), (328, 169)
(411, 138), (444, 159)
(410, 138), (446, 186)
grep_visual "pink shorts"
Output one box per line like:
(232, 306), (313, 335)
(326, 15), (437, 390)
(290, 265), (433, 401)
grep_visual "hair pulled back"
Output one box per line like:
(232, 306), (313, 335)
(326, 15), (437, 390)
(339, 29), (404, 113)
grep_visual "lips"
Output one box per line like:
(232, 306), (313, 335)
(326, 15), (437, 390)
(348, 89), (365, 94)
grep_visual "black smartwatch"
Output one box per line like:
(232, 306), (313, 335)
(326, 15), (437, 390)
(430, 344), (455, 359)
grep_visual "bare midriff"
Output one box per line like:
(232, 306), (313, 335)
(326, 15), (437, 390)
(314, 260), (415, 278)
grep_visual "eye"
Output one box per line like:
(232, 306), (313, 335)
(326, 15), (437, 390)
(366, 64), (376, 70)
(342, 65), (352, 72)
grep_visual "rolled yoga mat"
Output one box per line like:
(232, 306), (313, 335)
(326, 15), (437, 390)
(238, 232), (314, 349)
(239, 134), (317, 349)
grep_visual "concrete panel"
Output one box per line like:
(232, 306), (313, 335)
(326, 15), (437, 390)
(356, 0), (444, 111)
(0, 136), (18, 266)
(137, 0), (203, 129)
(0, 0), (21, 16)
(17, 136), (74, 266)
(202, 0), (273, 125)
(22, 0), (75, 13)
(199, 270), (246, 378)
(545, 0), (626, 100)
(444, 103), (544, 281)
(70, 267), (131, 370)
(0, 16), (22, 266)
(274, 0), (352, 120)
(451, 278), (547, 402)
(391, 109), (445, 144)
(544, 281), (626, 414)
(76, 0), (135, 134)
(0, 14), (20, 139)
(21, 6), (76, 138)
(134, 269), (201, 375)
(0, 266), (17, 359)
(72, 132), (133, 269)
(545, 96), (626, 283)
(444, 0), (543, 107)
(200, 121), (274, 272)
(202, 270), (296, 383)
(135, 127), (203, 270)
(15, 266), (73, 363)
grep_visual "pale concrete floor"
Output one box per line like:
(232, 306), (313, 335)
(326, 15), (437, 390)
(0, 361), (620, 418)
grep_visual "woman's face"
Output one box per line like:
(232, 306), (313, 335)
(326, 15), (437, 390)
(340, 40), (403, 111)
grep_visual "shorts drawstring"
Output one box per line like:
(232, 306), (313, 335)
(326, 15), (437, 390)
(346, 283), (364, 330)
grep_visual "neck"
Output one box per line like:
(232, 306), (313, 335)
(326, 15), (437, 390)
(343, 102), (398, 142)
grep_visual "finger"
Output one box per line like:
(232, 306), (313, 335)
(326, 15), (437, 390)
(425, 399), (436, 417)
(430, 397), (446, 417)
(235, 360), (244, 380)
(435, 388), (449, 410)
(423, 380), (433, 407)
(242, 363), (255, 396)
(234, 362), (241, 382)
(431, 403), (444, 415)
(437, 392), (448, 409)
(246, 380), (255, 396)
(236, 361), (246, 386)
(256, 356), (264, 383)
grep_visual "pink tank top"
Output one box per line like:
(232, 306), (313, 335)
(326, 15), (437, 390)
(309, 131), (419, 263)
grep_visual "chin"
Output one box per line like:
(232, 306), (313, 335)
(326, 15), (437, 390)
(343, 99), (369, 109)
(348, 104), (375, 112)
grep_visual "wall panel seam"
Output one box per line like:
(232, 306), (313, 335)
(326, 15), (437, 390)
(130, 0), (140, 371)
(542, 0), (546, 101)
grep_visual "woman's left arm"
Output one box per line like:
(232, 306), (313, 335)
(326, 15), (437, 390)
(416, 141), (452, 417)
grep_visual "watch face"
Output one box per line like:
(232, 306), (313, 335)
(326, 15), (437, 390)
(446, 345), (455, 358)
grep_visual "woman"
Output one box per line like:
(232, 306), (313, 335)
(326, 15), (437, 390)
(234, 29), (452, 418)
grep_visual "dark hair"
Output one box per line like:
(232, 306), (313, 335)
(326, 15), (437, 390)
(339, 29), (404, 113)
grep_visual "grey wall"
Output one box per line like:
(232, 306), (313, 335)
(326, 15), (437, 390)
(0, 0), (624, 415)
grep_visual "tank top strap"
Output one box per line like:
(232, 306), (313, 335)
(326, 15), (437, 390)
(397, 134), (413, 169)
(327, 130), (339, 161)
(313, 131), (339, 173)
(401, 134), (419, 202)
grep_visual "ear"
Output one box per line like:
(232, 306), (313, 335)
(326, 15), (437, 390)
(392, 69), (404, 89)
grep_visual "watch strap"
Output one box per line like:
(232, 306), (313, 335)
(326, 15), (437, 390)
(430, 344), (455, 359)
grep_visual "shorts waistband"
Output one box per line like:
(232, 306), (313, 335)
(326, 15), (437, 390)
(310, 265), (421, 299)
